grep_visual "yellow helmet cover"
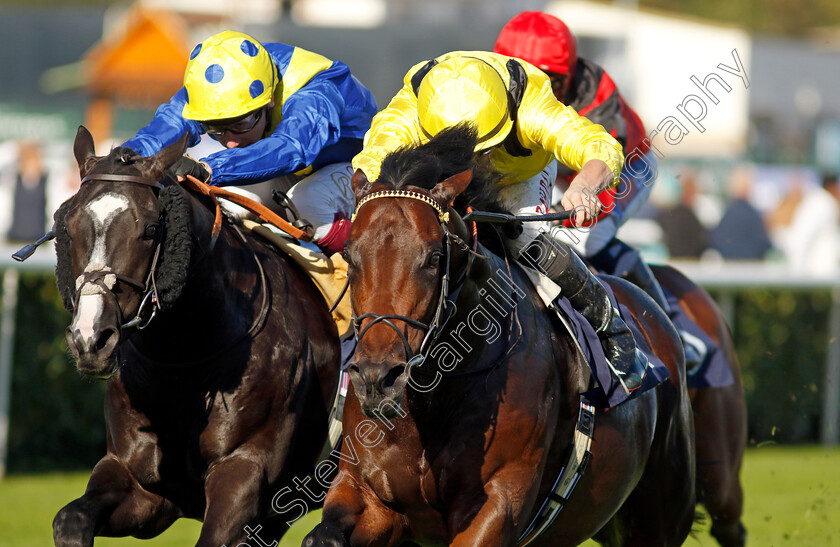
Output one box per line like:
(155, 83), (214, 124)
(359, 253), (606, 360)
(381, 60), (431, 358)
(182, 30), (278, 121)
(416, 57), (512, 151)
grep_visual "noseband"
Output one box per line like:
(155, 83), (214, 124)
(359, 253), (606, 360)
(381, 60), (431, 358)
(351, 190), (474, 368)
(74, 173), (165, 331)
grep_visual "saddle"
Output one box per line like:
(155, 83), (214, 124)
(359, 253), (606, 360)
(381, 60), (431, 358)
(243, 220), (353, 339)
(180, 176), (353, 339)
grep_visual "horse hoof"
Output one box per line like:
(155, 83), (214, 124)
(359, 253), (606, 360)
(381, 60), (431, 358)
(53, 503), (95, 547)
(710, 521), (747, 547)
(302, 522), (349, 547)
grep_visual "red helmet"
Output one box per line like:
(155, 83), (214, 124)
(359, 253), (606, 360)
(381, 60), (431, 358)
(494, 11), (577, 76)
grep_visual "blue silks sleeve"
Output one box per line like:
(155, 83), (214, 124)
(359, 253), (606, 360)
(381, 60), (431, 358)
(123, 88), (204, 156)
(201, 77), (347, 185)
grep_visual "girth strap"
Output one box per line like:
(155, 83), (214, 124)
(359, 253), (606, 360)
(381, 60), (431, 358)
(518, 399), (595, 546)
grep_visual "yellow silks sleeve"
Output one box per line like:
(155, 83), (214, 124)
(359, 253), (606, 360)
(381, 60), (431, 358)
(516, 73), (625, 188)
(352, 61), (430, 181)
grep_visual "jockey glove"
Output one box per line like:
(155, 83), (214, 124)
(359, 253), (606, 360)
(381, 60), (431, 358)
(171, 155), (212, 183)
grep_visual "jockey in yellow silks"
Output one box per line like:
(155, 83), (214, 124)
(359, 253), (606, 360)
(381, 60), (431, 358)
(353, 51), (647, 391)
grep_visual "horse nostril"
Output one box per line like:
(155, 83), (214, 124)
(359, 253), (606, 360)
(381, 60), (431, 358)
(381, 365), (406, 390)
(95, 328), (116, 352)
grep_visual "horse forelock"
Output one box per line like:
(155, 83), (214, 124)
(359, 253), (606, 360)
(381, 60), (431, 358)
(377, 124), (505, 215)
(82, 146), (178, 189)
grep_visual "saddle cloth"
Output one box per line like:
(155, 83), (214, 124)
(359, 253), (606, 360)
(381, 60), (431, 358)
(663, 286), (734, 389)
(242, 220), (352, 339)
(518, 265), (669, 409)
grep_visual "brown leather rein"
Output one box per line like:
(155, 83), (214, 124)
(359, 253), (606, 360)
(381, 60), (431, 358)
(182, 174), (312, 242)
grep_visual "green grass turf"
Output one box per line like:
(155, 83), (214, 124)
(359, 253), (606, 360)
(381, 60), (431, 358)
(0, 445), (836, 546)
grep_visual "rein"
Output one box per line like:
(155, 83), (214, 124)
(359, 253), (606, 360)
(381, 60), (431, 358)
(126, 222), (271, 368)
(183, 175), (312, 242)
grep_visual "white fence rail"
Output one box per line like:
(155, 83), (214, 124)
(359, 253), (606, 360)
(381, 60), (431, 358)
(0, 250), (837, 478)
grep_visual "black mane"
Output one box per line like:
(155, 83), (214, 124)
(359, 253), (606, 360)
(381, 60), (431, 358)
(376, 124), (518, 248)
(377, 124), (506, 215)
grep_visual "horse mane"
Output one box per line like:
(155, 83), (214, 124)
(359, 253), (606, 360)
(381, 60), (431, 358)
(378, 123), (506, 215)
(377, 124), (518, 249)
(54, 146), (196, 312)
(53, 199), (76, 312)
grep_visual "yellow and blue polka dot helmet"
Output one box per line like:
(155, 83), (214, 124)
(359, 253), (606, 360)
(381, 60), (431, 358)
(182, 31), (278, 121)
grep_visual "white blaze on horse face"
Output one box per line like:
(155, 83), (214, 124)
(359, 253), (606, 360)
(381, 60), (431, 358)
(73, 294), (105, 342)
(72, 193), (130, 340)
(85, 193), (130, 269)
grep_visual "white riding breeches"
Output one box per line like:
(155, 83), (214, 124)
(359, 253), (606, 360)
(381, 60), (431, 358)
(497, 162), (557, 256)
(286, 162), (355, 251)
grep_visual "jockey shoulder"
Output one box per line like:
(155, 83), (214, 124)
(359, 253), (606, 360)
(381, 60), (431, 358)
(352, 50), (623, 187)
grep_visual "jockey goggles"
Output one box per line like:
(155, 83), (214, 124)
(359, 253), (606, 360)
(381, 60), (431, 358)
(200, 107), (265, 136)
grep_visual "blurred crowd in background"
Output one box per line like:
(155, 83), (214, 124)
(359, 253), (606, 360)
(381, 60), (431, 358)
(619, 162), (840, 273)
(2, 137), (839, 275)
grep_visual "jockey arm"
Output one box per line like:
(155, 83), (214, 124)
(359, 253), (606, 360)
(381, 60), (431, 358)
(201, 78), (347, 184)
(517, 77), (624, 222)
(123, 88), (204, 157)
(352, 61), (430, 181)
(125, 65), (370, 186)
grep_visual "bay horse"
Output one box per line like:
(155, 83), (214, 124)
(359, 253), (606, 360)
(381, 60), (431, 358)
(653, 266), (747, 547)
(52, 126), (339, 546)
(304, 126), (695, 546)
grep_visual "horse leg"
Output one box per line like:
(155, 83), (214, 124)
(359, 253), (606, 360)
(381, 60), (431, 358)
(195, 456), (275, 547)
(304, 475), (403, 547)
(693, 387), (747, 547)
(53, 455), (179, 547)
(447, 470), (538, 547)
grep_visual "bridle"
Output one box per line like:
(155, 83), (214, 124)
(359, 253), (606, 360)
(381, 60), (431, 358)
(350, 190), (478, 369)
(71, 173), (271, 341)
(74, 173), (166, 331)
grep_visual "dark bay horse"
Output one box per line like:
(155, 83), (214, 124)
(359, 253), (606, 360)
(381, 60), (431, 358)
(653, 266), (747, 547)
(304, 126), (695, 546)
(52, 127), (339, 546)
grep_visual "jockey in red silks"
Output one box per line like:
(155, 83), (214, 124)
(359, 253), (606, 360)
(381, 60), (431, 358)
(495, 11), (702, 367)
(124, 30), (377, 255)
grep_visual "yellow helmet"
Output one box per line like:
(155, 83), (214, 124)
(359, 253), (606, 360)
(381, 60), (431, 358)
(416, 57), (512, 152)
(182, 31), (277, 121)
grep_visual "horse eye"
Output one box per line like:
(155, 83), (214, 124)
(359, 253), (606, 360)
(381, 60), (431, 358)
(427, 252), (442, 269)
(144, 225), (158, 240)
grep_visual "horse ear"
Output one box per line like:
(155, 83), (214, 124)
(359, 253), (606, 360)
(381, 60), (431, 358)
(136, 132), (191, 181)
(73, 126), (98, 178)
(430, 168), (473, 207)
(351, 169), (373, 202)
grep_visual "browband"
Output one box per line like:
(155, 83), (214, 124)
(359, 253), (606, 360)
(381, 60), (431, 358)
(80, 173), (164, 190)
(353, 190), (449, 224)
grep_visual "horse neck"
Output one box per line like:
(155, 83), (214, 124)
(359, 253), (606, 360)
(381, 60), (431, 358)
(134, 196), (263, 354)
(423, 244), (521, 376)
